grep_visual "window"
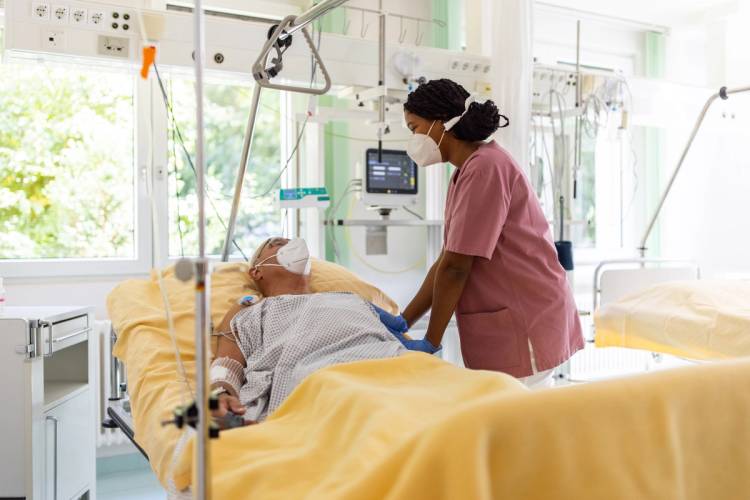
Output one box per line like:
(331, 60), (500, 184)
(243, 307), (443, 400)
(0, 31), (136, 261)
(165, 77), (284, 259)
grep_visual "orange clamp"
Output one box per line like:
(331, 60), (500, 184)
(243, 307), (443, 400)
(140, 45), (157, 79)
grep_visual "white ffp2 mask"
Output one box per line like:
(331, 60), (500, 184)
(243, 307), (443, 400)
(406, 120), (445, 167)
(254, 238), (311, 275)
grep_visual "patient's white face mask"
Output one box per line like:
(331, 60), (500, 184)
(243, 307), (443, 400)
(254, 238), (311, 275)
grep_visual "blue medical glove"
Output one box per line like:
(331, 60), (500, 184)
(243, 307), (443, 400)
(370, 303), (409, 336)
(402, 337), (441, 354)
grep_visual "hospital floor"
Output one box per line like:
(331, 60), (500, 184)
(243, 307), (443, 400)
(97, 453), (166, 499)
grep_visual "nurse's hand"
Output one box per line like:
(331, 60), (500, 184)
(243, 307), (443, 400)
(399, 336), (442, 355)
(370, 303), (409, 336)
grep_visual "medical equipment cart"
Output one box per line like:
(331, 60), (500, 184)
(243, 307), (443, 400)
(0, 306), (96, 500)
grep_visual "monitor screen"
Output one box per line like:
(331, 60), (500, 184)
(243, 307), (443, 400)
(365, 149), (418, 195)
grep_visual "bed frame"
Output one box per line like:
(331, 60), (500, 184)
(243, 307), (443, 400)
(593, 258), (701, 311)
(101, 326), (148, 460)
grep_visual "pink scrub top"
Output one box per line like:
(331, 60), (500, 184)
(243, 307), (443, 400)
(444, 141), (584, 378)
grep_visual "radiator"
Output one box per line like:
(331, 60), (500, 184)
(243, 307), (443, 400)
(566, 343), (655, 381)
(94, 320), (129, 448)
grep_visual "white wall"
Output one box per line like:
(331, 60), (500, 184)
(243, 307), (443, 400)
(4, 275), (147, 320)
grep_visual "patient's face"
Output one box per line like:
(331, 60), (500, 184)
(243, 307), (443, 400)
(250, 237), (290, 285)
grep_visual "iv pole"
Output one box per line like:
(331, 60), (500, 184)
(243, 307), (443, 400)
(638, 84), (750, 257)
(184, 1), (346, 497)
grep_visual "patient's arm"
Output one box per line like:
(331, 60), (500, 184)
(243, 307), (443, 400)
(214, 303), (246, 366)
(402, 250), (443, 327)
(210, 304), (248, 407)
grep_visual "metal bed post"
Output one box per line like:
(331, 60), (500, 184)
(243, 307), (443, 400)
(639, 84), (750, 257)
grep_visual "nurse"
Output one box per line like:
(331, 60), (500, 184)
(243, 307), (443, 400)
(395, 79), (583, 387)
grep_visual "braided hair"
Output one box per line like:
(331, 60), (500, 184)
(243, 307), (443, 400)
(403, 79), (508, 142)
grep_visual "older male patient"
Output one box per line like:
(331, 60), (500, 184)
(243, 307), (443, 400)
(210, 237), (408, 423)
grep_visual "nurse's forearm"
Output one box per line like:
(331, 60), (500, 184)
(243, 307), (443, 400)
(425, 252), (473, 346)
(402, 252), (442, 327)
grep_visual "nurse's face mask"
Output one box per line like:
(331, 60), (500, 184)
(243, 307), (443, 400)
(406, 120), (446, 168)
(253, 238), (311, 276)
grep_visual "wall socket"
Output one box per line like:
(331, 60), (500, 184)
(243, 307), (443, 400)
(32, 2), (50, 20)
(51, 5), (69, 23)
(97, 35), (129, 58)
(71, 8), (87, 24)
(89, 11), (105, 26)
(42, 31), (65, 50)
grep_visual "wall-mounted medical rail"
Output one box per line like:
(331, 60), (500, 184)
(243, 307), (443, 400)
(639, 84), (750, 257)
(338, 5), (446, 45)
(323, 219), (443, 227)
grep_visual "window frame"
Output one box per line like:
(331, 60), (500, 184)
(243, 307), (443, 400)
(0, 58), (291, 277)
(0, 62), (151, 278)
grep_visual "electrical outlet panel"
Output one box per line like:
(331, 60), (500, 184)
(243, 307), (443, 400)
(71, 8), (87, 24)
(32, 2), (51, 20)
(51, 5), (69, 23)
(42, 30), (65, 50)
(97, 35), (129, 58)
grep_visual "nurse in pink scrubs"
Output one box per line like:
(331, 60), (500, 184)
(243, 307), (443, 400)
(398, 79), (584, 388)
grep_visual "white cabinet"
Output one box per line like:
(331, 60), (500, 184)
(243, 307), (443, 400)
(45, 388), (92, 500)
(0, 306), (96, 500)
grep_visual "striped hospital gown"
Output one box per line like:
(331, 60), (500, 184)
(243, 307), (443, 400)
(230, 292), (406, 421)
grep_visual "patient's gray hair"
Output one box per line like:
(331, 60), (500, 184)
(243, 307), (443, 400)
(250, 238), (272, 267)
(249, 237), (288, 267)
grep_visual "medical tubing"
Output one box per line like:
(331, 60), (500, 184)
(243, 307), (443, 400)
(135, 9), (193, 399)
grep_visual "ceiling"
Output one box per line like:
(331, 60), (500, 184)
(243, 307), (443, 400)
(537, 0), (742, 27)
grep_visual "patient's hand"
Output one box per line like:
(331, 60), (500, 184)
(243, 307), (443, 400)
(213, 394), (246, 418)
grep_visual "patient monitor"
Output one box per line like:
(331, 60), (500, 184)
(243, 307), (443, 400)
(360, 149), (418, 209)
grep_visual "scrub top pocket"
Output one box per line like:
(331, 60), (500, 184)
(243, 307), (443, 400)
(457, 308), (521, 371)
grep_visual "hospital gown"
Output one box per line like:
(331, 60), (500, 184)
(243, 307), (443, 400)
(230, 292), (406, 421)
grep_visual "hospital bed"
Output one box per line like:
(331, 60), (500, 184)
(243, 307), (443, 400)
(104, 260), (750, 499)
(588, 84), (750, 364)
(590, 257), (750, 361)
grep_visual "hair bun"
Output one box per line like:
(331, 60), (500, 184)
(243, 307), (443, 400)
(451, 100), (502, 142)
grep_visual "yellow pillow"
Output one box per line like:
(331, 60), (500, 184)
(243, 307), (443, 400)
(110, 258), (399, 360)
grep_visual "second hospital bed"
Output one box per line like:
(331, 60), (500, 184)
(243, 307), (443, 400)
(592, 259), (750, 360)
(107, 259), (750, 499)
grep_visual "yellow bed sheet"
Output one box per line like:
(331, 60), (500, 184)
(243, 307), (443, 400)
(595, 280), (750, 360)
(177, 356), (750, 500)
(110, 266), (750, 499)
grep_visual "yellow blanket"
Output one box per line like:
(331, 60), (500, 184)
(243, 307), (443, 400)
(173, 355), (750, 499)
(595, 280), (750, 359)
(110, 266), (750, 499)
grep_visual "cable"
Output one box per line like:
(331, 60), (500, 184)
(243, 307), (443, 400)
(168, 78), (186, 258)
(342, 193), (426, 274)
(152, 62), (249, 260)
(248, 113), (310, 200)
(135, 10), (193, 401)
(401, 205), (424, 220)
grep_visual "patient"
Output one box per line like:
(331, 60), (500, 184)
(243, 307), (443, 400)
(209, 237), (407, 424)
